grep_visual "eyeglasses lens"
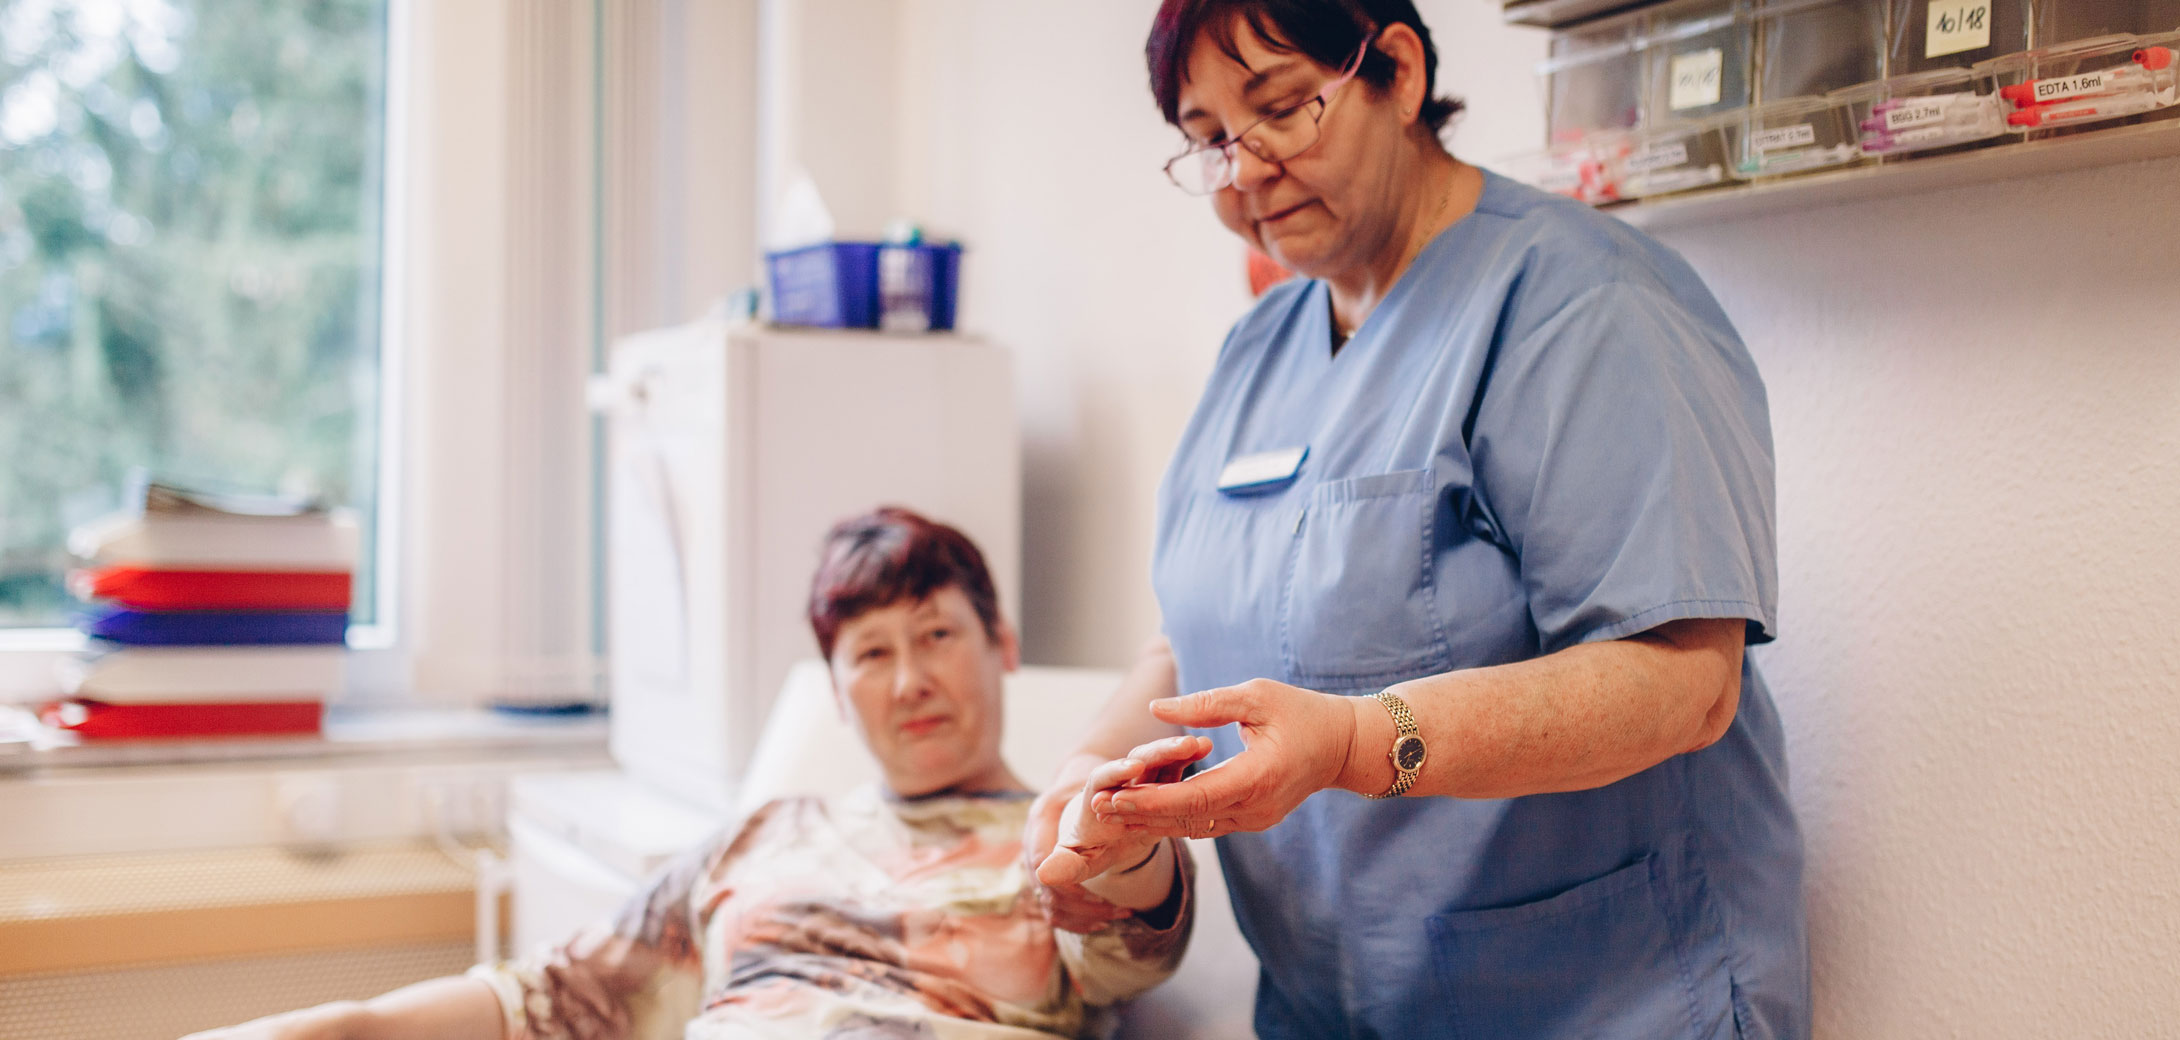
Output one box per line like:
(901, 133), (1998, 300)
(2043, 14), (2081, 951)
(1168, 105), (1322, 195)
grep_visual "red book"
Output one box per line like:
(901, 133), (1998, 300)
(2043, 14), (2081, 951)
(39, 699), (325, 740)
(69, 566), (352, 612)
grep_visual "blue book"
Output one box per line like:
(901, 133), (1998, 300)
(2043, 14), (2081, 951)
(75, 606), (349, 647)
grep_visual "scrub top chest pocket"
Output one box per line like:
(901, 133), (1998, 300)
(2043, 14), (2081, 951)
(1280, 468), (1454, 688)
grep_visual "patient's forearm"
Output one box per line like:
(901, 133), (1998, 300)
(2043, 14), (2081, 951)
(319, 977), (505, 1040)
(346, 977), (505, 1040)
(1066, 636), (1183, 770)
(1079, 838), (1176, 911)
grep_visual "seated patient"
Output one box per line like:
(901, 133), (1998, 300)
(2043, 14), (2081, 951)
(189, 506), (1200, 1040)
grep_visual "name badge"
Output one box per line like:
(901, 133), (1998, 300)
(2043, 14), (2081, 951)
(1217, 446), (1308, 495)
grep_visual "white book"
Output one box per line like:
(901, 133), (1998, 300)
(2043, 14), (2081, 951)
(67, 510), (360, 570)
(59, 646), (345, 702)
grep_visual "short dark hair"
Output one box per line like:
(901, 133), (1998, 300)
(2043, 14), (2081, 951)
(807, 506), (1002, 660)
(1147, 0), (1465, 136)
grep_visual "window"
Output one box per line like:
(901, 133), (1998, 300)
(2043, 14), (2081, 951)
(0, 0), (389, 630)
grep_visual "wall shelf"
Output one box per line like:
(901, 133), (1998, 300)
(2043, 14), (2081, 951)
(1502, 0), (1647, 28)
(1600, 119), (2180, 231)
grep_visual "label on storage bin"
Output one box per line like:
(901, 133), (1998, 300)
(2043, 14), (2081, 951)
(1625, 141), (1690, 173)
(1670, 48), (1724, 109)
(1883, 98), (1953, 129)
(1750, 123), (1818, 152)
(1885, 125), (1950, 147)
(1925, 0), (1992, 58)
(1536, 163), (1585, 194)
(2032, 71), (2111, 103)
(1638, 164), (1726, 194)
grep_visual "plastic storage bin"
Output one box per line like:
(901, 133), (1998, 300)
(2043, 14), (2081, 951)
(1753, 0), (1886, 100)
(1888, 0), (2032, 75)
(1544, 11), (1647, 146)
(1724, 94), (1865, 175)
(1832, 66), (2010, 154)
(1612, 116), (1740, 196)
(1982, 30), (2180, 129)
(2033, 0), (2180, 45)
(1499, 140), (1624, 203)
(1643, 0), (1756, 121)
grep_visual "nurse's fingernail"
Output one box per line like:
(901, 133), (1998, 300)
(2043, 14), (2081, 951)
(1113, 798), (1137, 812)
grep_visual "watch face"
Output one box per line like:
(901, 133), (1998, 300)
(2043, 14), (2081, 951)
(1393, 734), (1427, 772)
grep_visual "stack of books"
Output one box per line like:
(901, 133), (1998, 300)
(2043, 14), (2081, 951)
(42, 482), (357, 739)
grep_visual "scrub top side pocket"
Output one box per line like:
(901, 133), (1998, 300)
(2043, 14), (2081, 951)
(1279, 468), (1453, 688)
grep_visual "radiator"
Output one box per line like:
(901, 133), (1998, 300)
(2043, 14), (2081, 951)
(0, 841), (494, 1040)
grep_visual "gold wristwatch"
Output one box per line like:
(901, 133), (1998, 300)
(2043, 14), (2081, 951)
(1366, 690), (1426, 799)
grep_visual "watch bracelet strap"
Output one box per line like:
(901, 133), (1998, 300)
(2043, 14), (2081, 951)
(1367, 690), (1420, 799)
(1377, 689), (1418, 735)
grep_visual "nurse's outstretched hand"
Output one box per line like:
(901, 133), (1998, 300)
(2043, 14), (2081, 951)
(1092, 679), (1361, 838)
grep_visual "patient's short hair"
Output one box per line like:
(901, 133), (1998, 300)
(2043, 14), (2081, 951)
(808, 506), (1002, 660)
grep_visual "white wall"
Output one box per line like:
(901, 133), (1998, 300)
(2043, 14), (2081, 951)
(1655, 159), (2180, 1038)
(759, 0), (903, 245)
(881, 3), (2180, 1036)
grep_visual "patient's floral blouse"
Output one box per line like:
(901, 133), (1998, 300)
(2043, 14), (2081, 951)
(470, 785), (1192, 1040)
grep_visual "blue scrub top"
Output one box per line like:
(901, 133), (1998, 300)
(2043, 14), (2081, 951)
(1152, 171), (1808, 1040)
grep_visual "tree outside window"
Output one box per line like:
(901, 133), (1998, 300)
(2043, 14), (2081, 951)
(0, 0), (388, 628)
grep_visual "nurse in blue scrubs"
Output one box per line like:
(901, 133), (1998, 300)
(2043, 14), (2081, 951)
(1026, 1), (1809, 1038)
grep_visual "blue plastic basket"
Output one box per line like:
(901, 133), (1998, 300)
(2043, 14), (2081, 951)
(766, 241), (961, 331)
(767, 242), (882, 328)
(927, 243), (962, 331)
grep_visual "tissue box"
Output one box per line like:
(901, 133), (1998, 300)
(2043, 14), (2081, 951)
(766, 241), (961, 331)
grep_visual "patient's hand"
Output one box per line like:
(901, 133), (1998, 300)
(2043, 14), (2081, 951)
(1025, 755), (1132, 933)
(1036, 736), (1211, 904)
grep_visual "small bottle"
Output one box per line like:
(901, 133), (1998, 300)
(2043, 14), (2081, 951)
(878, 219), (932, 333)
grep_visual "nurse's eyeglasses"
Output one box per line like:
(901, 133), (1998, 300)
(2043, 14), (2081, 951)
(1163, 33), (1376, 196)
